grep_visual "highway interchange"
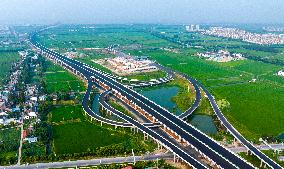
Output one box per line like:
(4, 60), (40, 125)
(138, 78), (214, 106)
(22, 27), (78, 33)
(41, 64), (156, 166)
(26, 29), (282, 169)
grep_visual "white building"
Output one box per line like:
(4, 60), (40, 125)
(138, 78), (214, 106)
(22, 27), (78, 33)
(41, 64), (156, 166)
(24, 137), (38, 143)
(28, 112), (37, 118)
(277, 70), (284, 77)
(30, 97), (38, 102)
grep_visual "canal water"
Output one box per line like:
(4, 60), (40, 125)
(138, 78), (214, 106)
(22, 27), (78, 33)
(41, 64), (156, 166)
(188, 115), (217, 134)
(92, 93), (100, 113)
(138, 86), (217, 134)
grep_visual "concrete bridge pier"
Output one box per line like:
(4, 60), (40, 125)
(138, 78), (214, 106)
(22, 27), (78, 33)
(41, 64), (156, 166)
(131, 127), (137, 134)
(157, 142), (163, 150)
(100, 104), (105, 111)
(173, 153), (180, 163)
(133, 127), (139, 134)
(246, 149), (251, 155)
(144, 133), (149, 140)
(107, 109), (112, 116)
(260, 160), (267, 168)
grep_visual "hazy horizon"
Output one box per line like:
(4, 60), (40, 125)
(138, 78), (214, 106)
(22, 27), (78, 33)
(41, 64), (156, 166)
(0, 0), (284, 25)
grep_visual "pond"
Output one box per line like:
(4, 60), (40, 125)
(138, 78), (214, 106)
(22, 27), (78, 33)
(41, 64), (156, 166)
(278, 133), (284, 140)
(138, 85), (217, 134)
(188, 115), (217, 134)
(138, 86), (183, 115)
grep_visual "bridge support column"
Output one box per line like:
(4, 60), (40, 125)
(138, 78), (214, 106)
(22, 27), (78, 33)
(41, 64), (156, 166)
(144, 133), (149, 140)
(157, 142), (163, 150)
(100, 121), (103, 126)
(131, 127), (137, 134)
(246, 149), (251, 155)
(260, 160), (267, 168)
(233, 138), (238, 146)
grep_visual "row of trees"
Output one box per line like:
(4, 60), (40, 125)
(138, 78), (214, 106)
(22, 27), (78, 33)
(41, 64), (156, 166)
(21, 143), (127, 163)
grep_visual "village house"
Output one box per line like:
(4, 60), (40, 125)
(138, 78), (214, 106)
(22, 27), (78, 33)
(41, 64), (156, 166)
(28, 111), (37, 118)
(0, 100), (6, 112)
(0, 117), (19, 126)
(197, 50), (245, 62)
(38, 95), (46, 102)
(24, 137), (38, 143)
(277, 70), (284, 77)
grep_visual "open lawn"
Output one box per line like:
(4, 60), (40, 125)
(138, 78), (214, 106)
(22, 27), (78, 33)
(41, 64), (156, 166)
(52, 122), (131, 154)
(48, 105), (85, 123)
(49, 105), (156, 155)
(212, 82), (284, 140)
(123, 70), (167, 82)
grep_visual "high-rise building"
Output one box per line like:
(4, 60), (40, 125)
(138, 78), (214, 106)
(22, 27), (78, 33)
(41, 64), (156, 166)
(196, 25), (200, 31)
(186, 24), (204, 32)
(185, 25), (190, 31)
(190, 24), (195, 31)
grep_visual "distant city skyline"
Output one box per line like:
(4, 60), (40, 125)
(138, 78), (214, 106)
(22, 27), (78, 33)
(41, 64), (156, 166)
(0, 0), (284, 24)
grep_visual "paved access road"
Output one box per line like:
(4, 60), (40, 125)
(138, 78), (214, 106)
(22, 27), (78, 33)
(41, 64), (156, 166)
(0, 153), (173, 169)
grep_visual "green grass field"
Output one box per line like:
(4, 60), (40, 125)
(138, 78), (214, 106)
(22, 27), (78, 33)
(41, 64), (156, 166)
(44, 61), (86, 93)
(52, 122), (131, 154)
(123, 70), (167, 82)
(48, 105), (85, 123)
(49, 105), (156, 155)
(212, 82), (284, 140)
(37, 25), (174, 50)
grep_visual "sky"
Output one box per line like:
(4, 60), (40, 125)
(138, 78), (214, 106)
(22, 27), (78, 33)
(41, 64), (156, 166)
(0, 0), (283, 24)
